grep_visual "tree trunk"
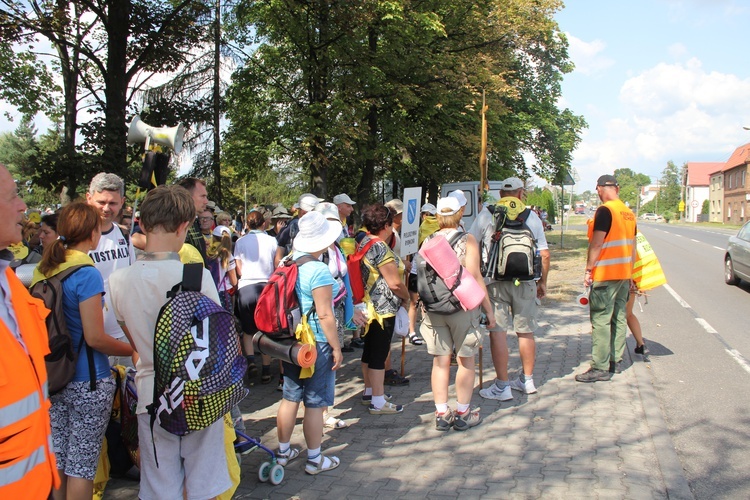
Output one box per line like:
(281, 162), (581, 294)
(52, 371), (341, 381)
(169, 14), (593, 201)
(307, 0), (329, 198)
(212, 0), (222, 206)
(357, 26), (379, 206)
(102, 0), (132, 177)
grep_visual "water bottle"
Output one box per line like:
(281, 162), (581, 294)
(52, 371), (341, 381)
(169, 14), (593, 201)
(533, 249), (542, 280)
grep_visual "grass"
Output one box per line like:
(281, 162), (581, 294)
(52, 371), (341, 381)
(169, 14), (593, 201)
(544, 229), (589, 304)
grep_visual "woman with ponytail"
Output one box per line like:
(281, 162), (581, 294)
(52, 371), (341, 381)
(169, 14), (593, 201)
(31, 202), (133, 500)
(206, 224), (238, 313)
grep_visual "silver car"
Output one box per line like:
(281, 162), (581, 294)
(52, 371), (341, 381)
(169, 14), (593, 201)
(725, 221), (750, 285)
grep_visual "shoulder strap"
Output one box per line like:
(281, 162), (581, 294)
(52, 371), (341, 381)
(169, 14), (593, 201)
(182, 263), (204, 292)
(446, 230), (466, 247)
(54, 264), (92, 282)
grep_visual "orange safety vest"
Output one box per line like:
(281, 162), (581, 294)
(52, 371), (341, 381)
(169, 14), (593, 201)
(0, 267), (60, 498)
(590, 199), (636, 282)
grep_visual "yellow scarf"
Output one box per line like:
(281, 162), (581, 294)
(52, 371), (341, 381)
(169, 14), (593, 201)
(418, 216), (439, 247)
(30, 249), (95, 287)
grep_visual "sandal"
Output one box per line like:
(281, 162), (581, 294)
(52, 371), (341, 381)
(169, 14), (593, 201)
(276, 447), (300, 466)
(324, 415), (348, 429)
(260, 373), (272, 384)
(305, 454), (341, 475)
(408, 333), (424, 345)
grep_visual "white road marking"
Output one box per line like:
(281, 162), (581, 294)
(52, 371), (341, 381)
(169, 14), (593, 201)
(714, 246), (724, 251)
(690, 239), (700, 243)
(663, 284), (750, 375)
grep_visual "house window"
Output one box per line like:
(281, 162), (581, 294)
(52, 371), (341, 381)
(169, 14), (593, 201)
(743, 170), (747, 187)
(743, 203), (746, 220)
(729, 174), (733, 189)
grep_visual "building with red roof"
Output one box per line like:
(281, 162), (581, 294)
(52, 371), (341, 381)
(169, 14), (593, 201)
(685, 162), (724, 222)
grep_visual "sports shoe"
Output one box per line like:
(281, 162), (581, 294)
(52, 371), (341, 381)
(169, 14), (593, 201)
(368, 402), (403, 414)
(510, 377), (537, 394)
(453, 408), (482, 431)
(479, 383), (513, 401)
(360, 393), (392, 406)
(634, 342), (648, 355)
(351, 338), (365, 348)
(341, 343), (355, 353)
(575, 368), (612, 383)
(435, 409), (454, 431)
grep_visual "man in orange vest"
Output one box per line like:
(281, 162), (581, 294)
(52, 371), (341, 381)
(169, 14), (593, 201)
(576, 174), (637, 383)
(0, 163), (60, 497)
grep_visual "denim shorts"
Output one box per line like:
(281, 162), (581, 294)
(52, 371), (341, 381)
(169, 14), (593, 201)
(282, 342), (335, 408)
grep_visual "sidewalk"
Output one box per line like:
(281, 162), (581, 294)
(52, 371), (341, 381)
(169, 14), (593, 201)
(104, 303), (692, 499)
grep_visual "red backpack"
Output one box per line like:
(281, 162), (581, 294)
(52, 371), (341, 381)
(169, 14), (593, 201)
(346, 237), (380, 304)
(254, 255), (316, 338)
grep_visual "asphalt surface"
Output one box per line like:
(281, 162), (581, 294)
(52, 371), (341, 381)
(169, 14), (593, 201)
(104, 298), (692, 499)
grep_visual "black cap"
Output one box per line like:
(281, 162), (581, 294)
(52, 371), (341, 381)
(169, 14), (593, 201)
(597, 175), (618, 187)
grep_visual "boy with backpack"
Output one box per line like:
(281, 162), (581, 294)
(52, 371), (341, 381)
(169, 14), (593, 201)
(109, 185), (232, 499)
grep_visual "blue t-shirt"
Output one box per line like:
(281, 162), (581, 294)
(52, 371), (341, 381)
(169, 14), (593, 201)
(62, 266), (111, 381)
(293, 252), (339, 343)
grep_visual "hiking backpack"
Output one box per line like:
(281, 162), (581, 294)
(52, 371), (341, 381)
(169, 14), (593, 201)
(254, 255), (316, 338)
(415, 232), (466, 315)
(346, 237), (380, 304)
(485, 206), (539, 281)
(147, 263), (247, 438)
(29, 264), (96, 394)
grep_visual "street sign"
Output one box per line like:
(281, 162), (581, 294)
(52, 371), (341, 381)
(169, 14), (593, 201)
(678, 200), (685, 212)
(691, 200), (698, 208)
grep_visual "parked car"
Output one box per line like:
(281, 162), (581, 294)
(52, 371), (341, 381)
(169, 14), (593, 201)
(640, 213), (663, 222)
(725, 221), (750, 285)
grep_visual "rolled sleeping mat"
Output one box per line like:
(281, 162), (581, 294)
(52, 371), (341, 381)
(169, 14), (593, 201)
(252, 332), (317, 368)
(418, 234), (461, 280)
(451, 269), (485, 311)
(14, 263), (37, 287)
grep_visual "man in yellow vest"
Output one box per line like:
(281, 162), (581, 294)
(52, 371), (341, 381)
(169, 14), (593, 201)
(576, 174), (637, 382)
(0, 164), (60, 498)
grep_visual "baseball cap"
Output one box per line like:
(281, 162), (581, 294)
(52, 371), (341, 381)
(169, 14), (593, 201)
(448, 189), (467, 207)
(271, 205), (292, 219)
(313, 201), (341, 222)
(420, 203), (437, 215)
(385, 199), (404, 215)
(597, 174), (619, 187)
(500, 177), (524, 191)
(436, 196), (461, 216)
(298, 193), (323, 212)
(212, 225), (231, 237)
(332, 193), (356, 205)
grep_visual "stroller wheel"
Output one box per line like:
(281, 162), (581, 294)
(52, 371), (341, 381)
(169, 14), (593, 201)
(258, 461), (272, 482)
(270, 464), (284, 485)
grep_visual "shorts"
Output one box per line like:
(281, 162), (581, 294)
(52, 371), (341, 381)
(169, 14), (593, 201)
(282, 342), (335, 408)
(361, 316), (395, 370)
(50, 377), (117, 480)
(487, 280), (539, 334)
(236, 282), (266, 335)
(420, 309), (482, 357)
(407, 273), (418, 293)
(137, 414), (231, 500)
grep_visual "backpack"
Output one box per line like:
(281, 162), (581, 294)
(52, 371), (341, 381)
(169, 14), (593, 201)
(346, 237), (380, 304)
(485, 205), (539, 281)
(254, 255), (316, 338)
(147, 263), (247, 442)
(415, 232), (465, 315)
(29, 264), (96, 394)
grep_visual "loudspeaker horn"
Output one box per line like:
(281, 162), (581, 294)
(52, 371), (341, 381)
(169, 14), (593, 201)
(127, 115), (185, 154)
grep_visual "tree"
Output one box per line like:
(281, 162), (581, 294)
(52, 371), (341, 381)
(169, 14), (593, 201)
(614, 168), (650, 212)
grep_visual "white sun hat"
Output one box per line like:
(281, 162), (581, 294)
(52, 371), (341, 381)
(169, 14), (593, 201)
(293, 211), (342, 253)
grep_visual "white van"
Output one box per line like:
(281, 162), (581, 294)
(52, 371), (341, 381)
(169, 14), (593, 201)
(440, 180), (505, 229)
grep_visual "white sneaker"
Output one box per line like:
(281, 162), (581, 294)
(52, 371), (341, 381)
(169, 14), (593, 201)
(479, 383), (513, 401)
(509, 377), (537, 394)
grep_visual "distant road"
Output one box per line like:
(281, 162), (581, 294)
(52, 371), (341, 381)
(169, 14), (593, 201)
(635, 223), (750, 499)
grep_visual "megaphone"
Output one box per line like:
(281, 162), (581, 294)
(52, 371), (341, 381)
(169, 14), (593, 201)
(127, 115), (184, 154)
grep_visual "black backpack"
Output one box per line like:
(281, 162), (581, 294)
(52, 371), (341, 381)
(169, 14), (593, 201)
(29, 265), (96, 394)
(484, 206), (539, 281)
(415, 231), (466, 315)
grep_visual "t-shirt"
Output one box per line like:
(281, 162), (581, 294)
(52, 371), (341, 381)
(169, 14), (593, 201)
(88, 223), (134, 340)
(360, 235), (405, 316)
(293, 252), (338, 343)
(276, 218), (299, 254)
(62, 266), (111, 381)
(109, 253), (220, 414)
(234, 230), (278, 286)
(593, 206), (613, 234)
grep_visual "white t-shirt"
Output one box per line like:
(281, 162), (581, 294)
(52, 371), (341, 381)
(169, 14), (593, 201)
(89, 223), (134, 339)
(234, 230), (278, 287)
(109, 254), (220, 414)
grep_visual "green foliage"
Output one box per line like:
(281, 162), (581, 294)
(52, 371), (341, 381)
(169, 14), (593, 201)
(0, 38), (59, 119)
(614, 168), (651, 212)
(526, 187), (557, 223)
(701, 199), (709, 215)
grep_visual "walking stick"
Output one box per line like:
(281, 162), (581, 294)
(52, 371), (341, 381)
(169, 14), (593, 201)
(401, 337), (406, 377)
(478, 345), (483, 387)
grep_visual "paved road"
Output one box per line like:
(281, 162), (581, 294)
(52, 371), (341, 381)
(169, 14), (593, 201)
(104, 297), (691, 499)
(636, 223), (750, 499)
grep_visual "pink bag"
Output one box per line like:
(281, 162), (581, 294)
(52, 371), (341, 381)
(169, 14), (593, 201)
(419, 233), (486, 311)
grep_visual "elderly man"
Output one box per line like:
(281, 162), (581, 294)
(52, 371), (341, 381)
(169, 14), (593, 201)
(477, 177), (550, 401)
(333, 193), (356, 237)
(86, 173), (136, 359)
(576, 175), (637, 382)
(0, 164), (59, 498)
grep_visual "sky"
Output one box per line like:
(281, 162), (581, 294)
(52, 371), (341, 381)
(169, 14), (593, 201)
(554, 0), (750, 193)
